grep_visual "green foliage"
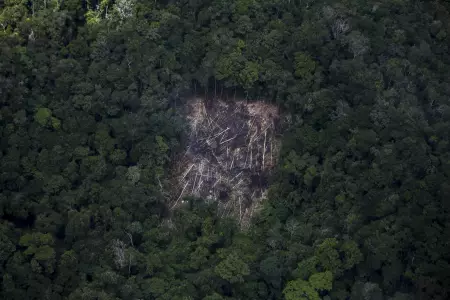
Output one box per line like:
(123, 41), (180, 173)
(94, 127), (115, 155)
(1, 0), (449, 299)
(214, 251), (250, 283)
(284, 271), (333, 300)
(283, 279), (320, 300)
(234, 0), (253, 14)
(315, 238), (341, 274)
(309, 271), (333, 290)
(51, 117), (61, 130)
(19, 233), (54, 248)
(341, 240), (363, 270)
(32, 245), (55, 261)
(0, 0), (28, 29)
(203, 293), (226, 300)
(239, 61), (260, 89)
(34, 108), (61, 129)
(296, 256), (319, 280)
(294, 52), (316, 79)
(34, 108), (52, 127)
(0, 227), (16, 263)
(110, 149), (127, 164)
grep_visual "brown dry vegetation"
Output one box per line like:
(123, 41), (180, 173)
(170, 97), (280, 228)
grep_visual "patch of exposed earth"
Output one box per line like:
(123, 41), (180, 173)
(171, 98), (280, 228)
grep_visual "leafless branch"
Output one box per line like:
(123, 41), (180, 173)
(170, 98), (280, 228)
(125, 231), (134, 247)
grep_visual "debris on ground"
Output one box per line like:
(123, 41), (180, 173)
(171, 98), (280, 228)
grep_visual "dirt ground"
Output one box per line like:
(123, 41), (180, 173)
(170, 97), (280, 228)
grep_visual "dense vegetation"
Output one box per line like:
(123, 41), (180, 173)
(1, 0), (450, 299)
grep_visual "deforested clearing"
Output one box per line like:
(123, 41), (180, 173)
(171, 98), (280, 228)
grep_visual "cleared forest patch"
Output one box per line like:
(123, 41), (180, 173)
(170, 97), (280, 228)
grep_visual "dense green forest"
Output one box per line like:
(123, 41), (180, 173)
(1, 0), (450, 299)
